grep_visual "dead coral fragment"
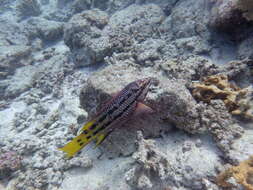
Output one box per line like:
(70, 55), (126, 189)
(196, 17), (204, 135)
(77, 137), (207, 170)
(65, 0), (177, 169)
(217, 156), (253, 190)
(192, 74), (253, 120)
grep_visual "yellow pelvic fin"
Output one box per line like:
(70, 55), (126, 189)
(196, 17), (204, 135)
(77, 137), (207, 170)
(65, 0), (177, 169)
(58, 133), (92, 158)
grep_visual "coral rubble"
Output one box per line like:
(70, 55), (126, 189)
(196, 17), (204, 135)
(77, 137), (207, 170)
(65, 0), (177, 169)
(192, 74), (253, 120)
(217, 156), (253, 190)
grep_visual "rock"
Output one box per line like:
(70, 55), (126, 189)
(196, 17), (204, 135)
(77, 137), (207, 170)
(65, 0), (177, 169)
(16, 0), (41, 20)
(105, 0), (135, 14)
(201, 178), (219, 190)
(57, 0), (72, 8)
(147, 78), (203, 134)
(64, 4), (165, 66)
(0, 45), (32, 80)
(174, 36), (211, 54)
(221, 59), (253, 87)
(237, 37), (253, 59)
(66, 156), (93, 169)
(31, 38), (43, 51)
(237, 0), (253, 21)
(209, 0), (253, 39)
(159, 55), (219, 82)
(0, 18), (29, 46)
(39, 0), (49, 5)
(106, 4), (164, 40)
(134, 39), (164, 65)
(71, 0), (91, 13)
(0, 0), (13, 13)
(169, 0), (210, 39)
(4, 65), (37, 99)
(64, 9), (110, 66)
(24, 17), (64, 41)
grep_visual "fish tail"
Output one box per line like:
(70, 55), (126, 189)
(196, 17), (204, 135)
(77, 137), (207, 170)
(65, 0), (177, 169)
(58, 133), (92, 158)
(59, 119), (98, 158)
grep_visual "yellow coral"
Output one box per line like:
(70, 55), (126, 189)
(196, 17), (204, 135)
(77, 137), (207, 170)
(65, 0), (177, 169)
(217, 156), (253, 190)
(192, 74), (253, 120)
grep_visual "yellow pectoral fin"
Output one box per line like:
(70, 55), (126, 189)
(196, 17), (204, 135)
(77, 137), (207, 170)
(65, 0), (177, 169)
(58, 133), (92, 158)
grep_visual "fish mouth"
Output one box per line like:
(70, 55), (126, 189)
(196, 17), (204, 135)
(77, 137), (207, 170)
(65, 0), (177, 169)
(136, 78), (152, 89)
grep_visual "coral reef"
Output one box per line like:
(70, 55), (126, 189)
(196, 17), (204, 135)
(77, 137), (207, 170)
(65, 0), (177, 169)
(192, 74), (253, 120)
(0, 151), (22, 179)
(64, 4), (165, 66)
(200, 100), (244, 155)
(64, 9), (110, 66)
(217, 156), (253, 190)
(159, 56), (219, 81)
(124, 131), (171, 190)
(0, 0), (253, 190)
(16, 0), (41, 20)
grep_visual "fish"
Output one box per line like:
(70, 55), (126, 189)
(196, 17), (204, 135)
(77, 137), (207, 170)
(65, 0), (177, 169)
(59, 78), (153, 158)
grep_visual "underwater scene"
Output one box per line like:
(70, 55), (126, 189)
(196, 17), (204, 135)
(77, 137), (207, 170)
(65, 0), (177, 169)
(0, 0), (253, 190)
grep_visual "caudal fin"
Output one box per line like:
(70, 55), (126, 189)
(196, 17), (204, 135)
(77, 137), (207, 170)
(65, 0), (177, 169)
(59, 133), (92, 158)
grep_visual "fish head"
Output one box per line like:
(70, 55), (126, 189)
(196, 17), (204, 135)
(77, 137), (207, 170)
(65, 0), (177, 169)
(134, 78), (152, 101)
(135, 78), (151, 89)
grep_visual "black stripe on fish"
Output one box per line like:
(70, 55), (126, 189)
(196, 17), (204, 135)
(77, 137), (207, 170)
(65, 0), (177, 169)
(86, 135), (92, 139)
(92, 97), (138, 136)
(82, 82), (144, 138)
(85, 90), (133, 132)
(86, 90), (133, 132)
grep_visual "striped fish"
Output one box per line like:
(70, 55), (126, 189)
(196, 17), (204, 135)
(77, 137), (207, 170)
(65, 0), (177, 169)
(59, 78), (153, 158)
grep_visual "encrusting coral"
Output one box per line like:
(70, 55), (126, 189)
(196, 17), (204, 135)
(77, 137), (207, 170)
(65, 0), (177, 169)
(217, 156), (253, 190)
(192, 74), (253, 120)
